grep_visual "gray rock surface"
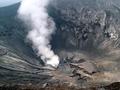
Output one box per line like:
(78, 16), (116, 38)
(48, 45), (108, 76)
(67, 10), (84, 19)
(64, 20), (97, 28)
(0, 0), (120, 89)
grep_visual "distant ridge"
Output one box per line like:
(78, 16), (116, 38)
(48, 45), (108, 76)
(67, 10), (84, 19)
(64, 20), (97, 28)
(0, 3), (20, 17)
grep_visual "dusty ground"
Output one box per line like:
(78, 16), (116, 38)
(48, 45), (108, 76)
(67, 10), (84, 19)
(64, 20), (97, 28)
(0, 82), (120, 90)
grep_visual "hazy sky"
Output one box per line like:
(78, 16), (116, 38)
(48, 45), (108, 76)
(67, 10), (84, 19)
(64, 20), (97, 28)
(0, 0), (21, 7)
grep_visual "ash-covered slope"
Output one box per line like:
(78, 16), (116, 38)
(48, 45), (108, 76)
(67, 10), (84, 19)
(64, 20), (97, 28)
(0, 0), (120, 89)
(0, 3), (53, 85)
(0, 3), (43, 68)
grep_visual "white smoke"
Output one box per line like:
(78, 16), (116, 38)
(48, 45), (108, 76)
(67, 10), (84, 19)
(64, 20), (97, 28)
(18, 0), (59, 68)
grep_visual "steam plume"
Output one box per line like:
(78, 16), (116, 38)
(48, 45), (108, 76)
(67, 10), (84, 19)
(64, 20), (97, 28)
(18, 0), (59, 68)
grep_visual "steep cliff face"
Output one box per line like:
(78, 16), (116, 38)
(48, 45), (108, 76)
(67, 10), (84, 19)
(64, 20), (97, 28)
(49, 0), (120, 87)
(50, 0), (120, 53)
(0, 0), (120, 89)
